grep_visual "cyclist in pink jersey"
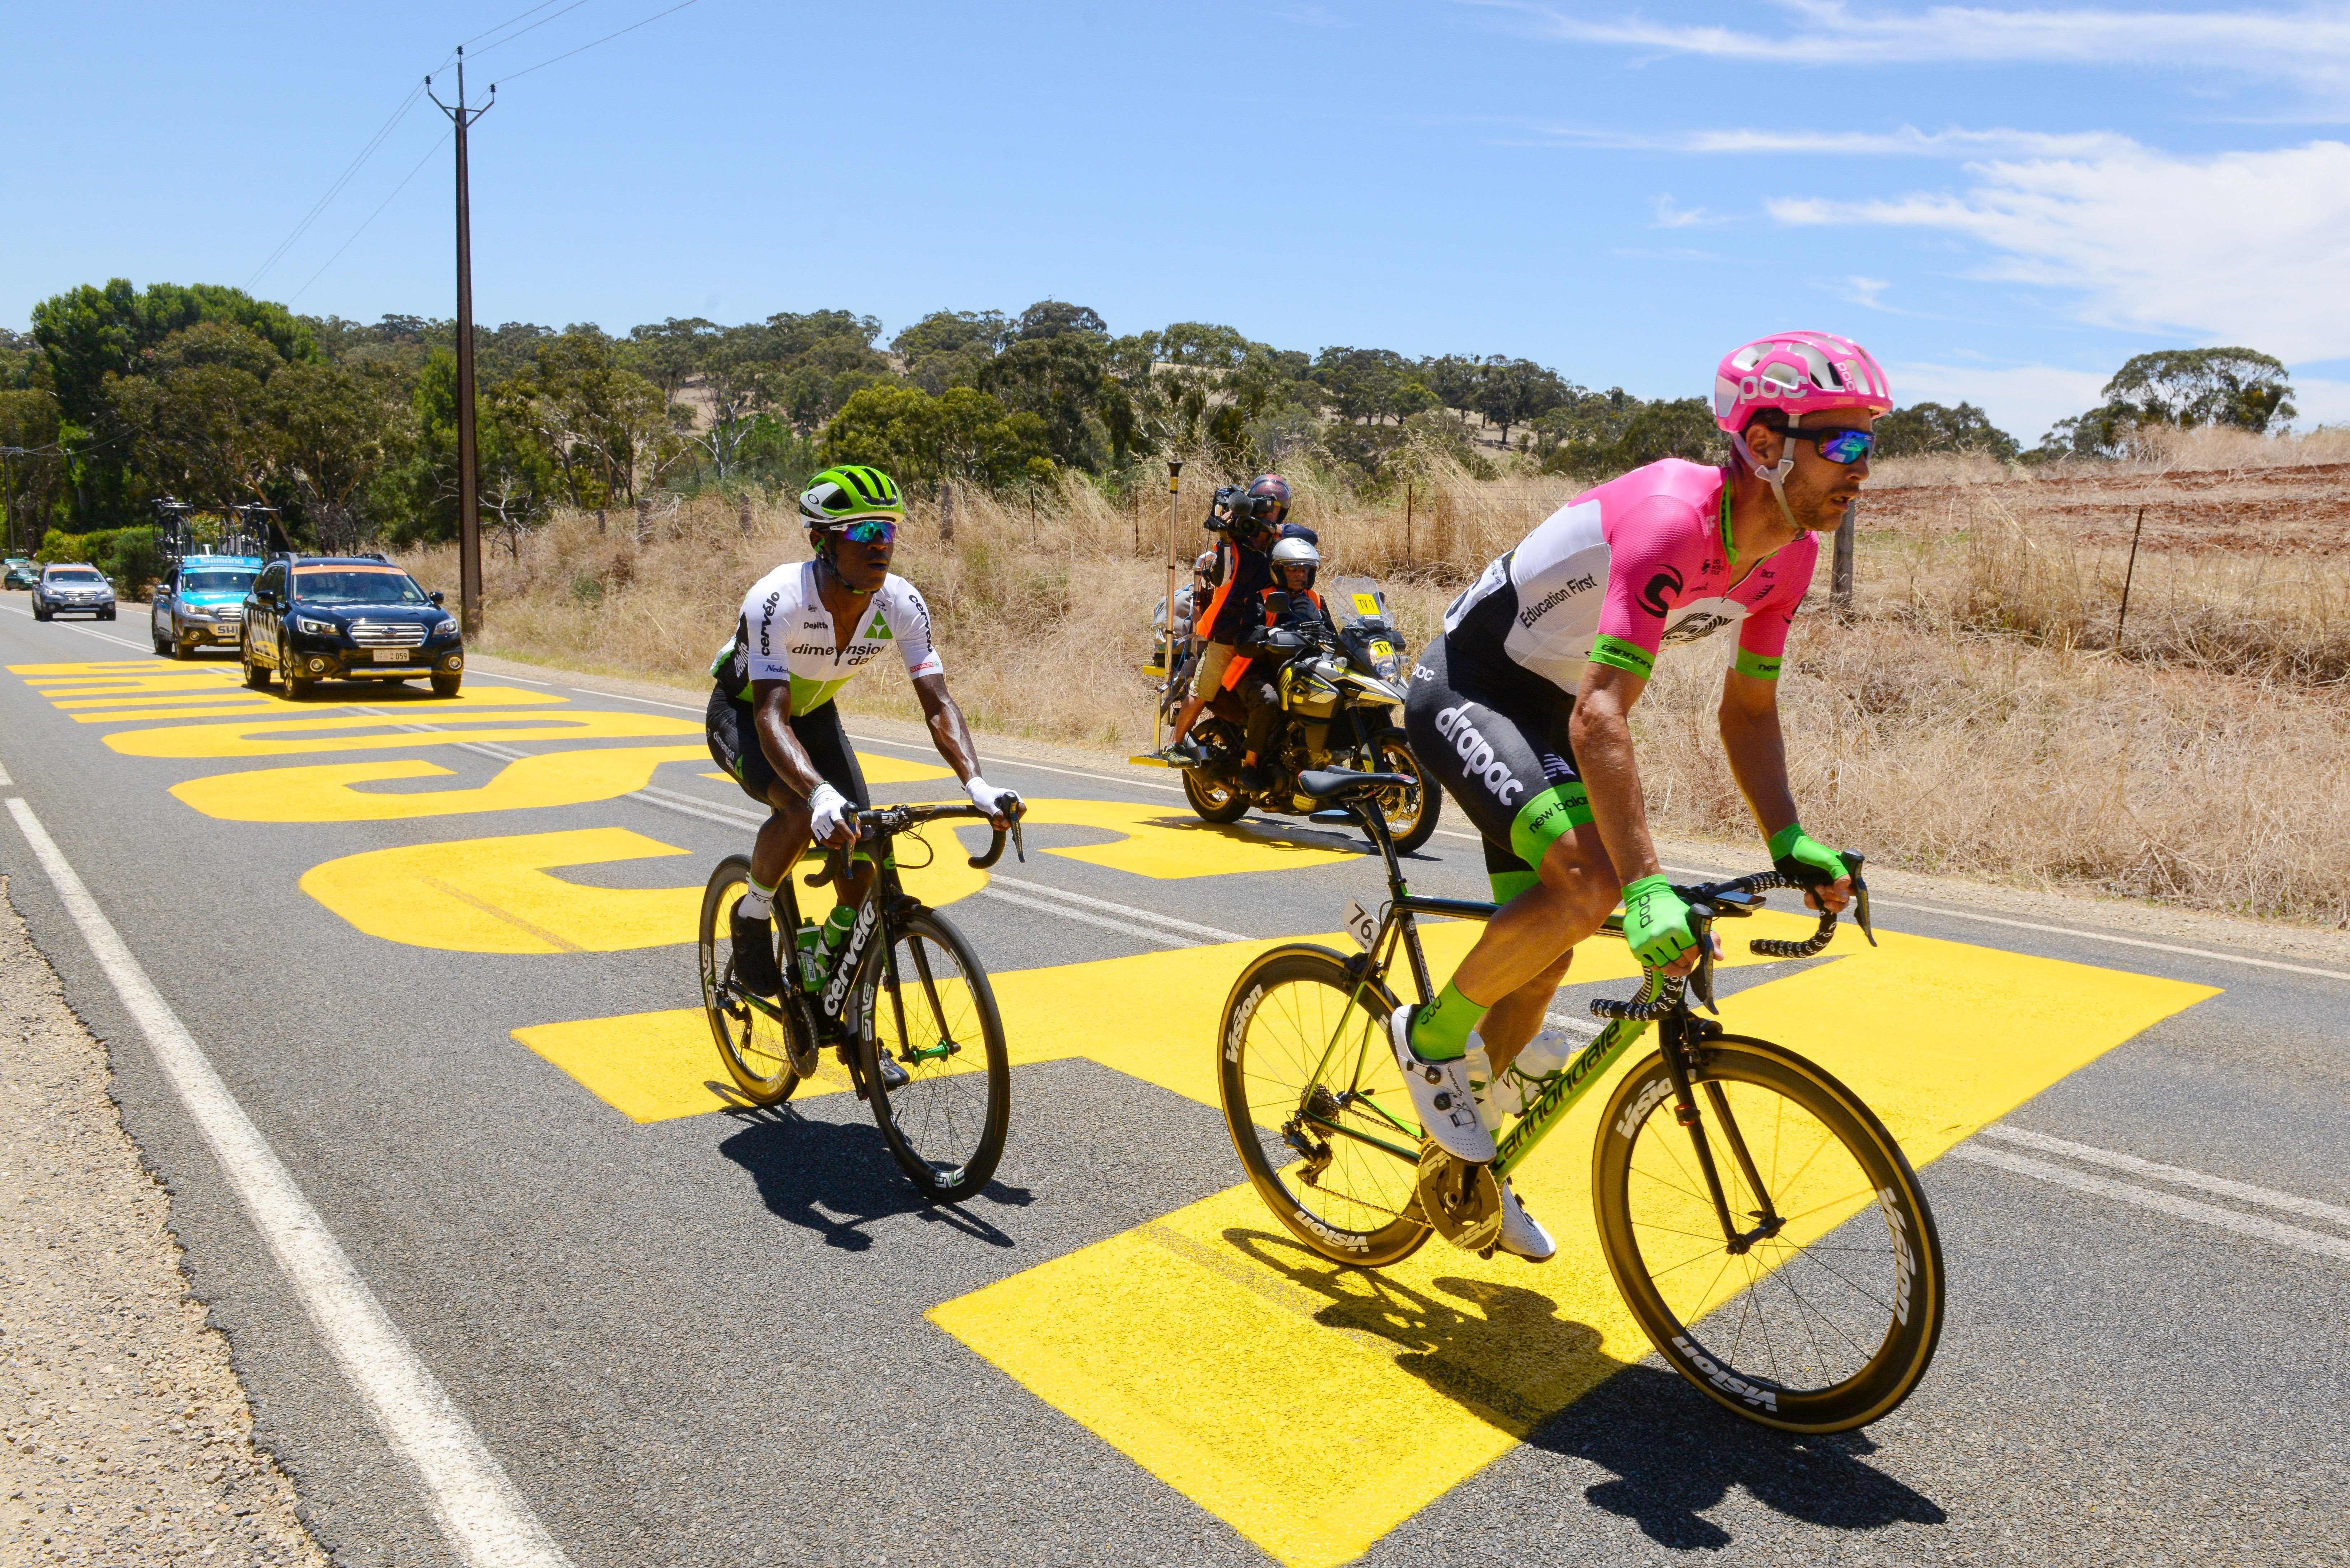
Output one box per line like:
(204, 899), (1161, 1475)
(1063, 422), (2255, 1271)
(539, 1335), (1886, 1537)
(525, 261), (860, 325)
(1391, 333), (1889, 1260)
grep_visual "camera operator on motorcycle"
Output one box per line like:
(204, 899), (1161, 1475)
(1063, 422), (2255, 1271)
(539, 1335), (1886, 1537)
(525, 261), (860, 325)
(1390, 333), (1884, 1262)
(1231, 535), (1339, 793)
(1159, 474), (1298, 763)
(704, 465), (1022, 1080)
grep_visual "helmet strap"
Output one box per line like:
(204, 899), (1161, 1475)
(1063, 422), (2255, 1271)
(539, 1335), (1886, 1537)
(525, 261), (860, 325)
(1730, 429), (1802, 534)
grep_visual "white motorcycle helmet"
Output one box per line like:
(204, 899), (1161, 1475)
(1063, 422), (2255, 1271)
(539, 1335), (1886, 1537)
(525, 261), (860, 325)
(1270, 534), (1320, 592)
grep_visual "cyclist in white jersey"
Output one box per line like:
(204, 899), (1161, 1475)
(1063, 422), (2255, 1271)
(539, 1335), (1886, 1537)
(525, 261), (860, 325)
(705, 465), (1020, 1004)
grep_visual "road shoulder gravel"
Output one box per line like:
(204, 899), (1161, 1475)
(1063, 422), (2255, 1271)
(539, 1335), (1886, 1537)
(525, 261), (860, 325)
(0, 874), (325, 1566)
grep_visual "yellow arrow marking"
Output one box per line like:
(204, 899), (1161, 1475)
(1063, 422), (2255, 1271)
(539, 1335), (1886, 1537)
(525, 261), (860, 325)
(301, 824), (988, 953)
(106, 707), (694, 759)
(174, 746), (713, 821)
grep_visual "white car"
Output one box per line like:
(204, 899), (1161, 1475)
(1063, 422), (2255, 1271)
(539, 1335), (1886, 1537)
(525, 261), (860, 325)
(32, 563), (116, 621)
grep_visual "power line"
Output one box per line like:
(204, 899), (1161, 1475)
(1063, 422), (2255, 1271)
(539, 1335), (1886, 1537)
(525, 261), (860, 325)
(287, 127), (454, 306)
(465, 0), (598, 58)
(458, 0), (571, 49)
(245, 78), (430, 290)
(493, 0), (705, 86)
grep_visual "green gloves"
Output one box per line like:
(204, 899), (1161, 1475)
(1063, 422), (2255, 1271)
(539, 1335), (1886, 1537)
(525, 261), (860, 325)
(1769, 824), (1846, 888)
(1621, 874), (1699, 970)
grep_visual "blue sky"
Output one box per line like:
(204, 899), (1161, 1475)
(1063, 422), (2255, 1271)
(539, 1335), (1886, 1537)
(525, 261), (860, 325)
(7, 0), (2349, 442)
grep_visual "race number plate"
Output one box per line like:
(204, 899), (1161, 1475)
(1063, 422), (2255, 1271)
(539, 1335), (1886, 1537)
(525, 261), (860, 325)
(371, 649), (411, 662)
(1342, 898), (1379, 952)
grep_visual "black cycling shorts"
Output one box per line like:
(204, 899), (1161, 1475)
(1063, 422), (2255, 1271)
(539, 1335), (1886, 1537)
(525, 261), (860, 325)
(704, 687), (870, 813)
(1403, 633), (1593, 900)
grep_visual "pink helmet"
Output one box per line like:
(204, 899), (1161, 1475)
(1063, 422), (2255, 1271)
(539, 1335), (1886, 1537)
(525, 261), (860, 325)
(1713, 332), (1892, 435)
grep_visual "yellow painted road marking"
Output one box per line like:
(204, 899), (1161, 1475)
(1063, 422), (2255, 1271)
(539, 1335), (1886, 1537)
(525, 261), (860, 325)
(923, 916), (2215, 1568)
(7, 659), (173, 675)
(1013, 797), (1358, 880)
(107, 707), (694, 759)
(512, 1007), (857, 1122)
(174, 746), (713, 822)
(304, 824), (988, 954)
(696, 749), (955, 787)
(64, 684), (564, 723)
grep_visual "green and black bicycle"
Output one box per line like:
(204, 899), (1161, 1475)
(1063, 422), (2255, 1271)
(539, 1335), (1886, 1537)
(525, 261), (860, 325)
(699, 803), (1020, 1203)
(1217, 770), (1944, 1433)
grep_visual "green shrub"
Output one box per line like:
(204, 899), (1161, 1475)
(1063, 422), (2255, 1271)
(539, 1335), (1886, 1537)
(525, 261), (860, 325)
(36, 525), (162, 596)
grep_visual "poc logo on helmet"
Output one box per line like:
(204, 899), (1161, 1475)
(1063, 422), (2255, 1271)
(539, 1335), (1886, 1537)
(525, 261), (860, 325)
(1434, 704), (1523, 807)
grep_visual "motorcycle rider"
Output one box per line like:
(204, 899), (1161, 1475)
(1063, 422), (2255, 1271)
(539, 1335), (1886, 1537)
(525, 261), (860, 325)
(1161, 474), (1295, 762)
(1231, 535), (1338, 792)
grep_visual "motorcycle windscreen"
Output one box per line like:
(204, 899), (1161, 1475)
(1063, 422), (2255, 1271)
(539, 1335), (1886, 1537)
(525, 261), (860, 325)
(1321, 574), (1391, 631)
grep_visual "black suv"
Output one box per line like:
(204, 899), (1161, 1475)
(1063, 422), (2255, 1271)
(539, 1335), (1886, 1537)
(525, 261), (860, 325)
(242, 555), (465, 699)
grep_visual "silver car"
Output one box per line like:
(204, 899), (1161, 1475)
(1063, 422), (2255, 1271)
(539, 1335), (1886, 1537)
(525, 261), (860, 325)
(32, 563), (116, 621)
(151, 557), (261, 657)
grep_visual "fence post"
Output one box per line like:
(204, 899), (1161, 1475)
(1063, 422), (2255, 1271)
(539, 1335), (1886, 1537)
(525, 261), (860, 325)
(594, 507), (605, 536)
(2115, 503), (2147, 647)
(738, 496), (752, 537)
(940, 481), (955, 545)
(1831, 501), (1856, 616)
(633, 496), (651, 546)
(1405, 480), (1414, 571)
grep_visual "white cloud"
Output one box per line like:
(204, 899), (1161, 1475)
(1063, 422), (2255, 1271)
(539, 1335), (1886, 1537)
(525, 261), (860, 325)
(1772, 140), (2350, 360)
(1888, 360), (2111, 442)
(1651, 194), (1714, 227)
(1485, 0), (2350, 88)
(2285, 374), (2350, 426)
(1845, 276), (1893, 309)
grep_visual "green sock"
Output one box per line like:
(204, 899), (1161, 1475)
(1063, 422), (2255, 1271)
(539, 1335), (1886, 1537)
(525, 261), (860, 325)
(1408, 980), (1488, 1062)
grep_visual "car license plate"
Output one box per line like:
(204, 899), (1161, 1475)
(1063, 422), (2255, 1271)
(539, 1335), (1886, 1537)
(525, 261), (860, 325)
(371, 649), (411, 663)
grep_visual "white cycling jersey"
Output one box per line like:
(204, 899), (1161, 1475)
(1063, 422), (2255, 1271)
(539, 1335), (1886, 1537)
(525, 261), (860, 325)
(712, 559), (942, 713)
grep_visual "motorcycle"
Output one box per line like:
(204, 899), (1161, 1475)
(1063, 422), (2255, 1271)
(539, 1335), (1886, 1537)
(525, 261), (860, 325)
(1135, 575), (1441, 854)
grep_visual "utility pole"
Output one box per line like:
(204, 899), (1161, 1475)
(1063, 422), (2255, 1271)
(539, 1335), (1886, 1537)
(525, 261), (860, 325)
(1831, 501), (1856, 616)
(429, 51), (494, 634)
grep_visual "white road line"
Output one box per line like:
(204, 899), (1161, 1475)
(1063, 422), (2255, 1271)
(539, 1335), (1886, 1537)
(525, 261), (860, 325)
(570, 685), (695, 711)
(2, 797), (572, 1568)
(0, 760), (11, 788)
(0, 603), (153, 650)
(632, 785), (766, 831)
(1869, 895), (2350, 983)
(846, 730), (1189, 795)
(1543, 1013), (1602, 1039)
(973, 886), (1197, 946)
(1948, 1142), (2350, 1263)
(1980, 1125), (2350, 1229)
(987, 875), (1247, 945)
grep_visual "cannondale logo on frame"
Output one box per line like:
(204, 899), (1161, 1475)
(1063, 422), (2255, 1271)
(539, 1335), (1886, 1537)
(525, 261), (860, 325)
(1433, 704), (1523, 806)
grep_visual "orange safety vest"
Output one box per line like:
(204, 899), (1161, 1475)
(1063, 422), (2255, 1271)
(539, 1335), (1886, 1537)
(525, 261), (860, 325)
(1223, 585), (1324, 690)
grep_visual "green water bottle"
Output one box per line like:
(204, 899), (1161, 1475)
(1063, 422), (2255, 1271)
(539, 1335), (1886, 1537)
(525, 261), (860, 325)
(793, 920), (822, 991)
(806, 906), (856, 990)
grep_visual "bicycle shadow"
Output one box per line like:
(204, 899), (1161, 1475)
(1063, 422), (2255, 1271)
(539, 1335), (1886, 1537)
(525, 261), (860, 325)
(716, 1105), (1033, 1254)
(1219, 1226), (1942, 1549)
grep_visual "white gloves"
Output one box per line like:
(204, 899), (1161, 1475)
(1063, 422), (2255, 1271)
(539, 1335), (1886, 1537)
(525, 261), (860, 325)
(807, 781), (853, 843)
(965, 775), (1019, 818)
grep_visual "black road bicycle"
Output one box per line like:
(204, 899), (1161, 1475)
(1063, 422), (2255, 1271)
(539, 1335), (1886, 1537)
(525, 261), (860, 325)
(1216, 770), (1945, 1433)
(699, 804), (1021, 1203)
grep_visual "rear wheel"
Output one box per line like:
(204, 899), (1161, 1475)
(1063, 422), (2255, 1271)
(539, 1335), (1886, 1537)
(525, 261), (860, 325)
(698, 855), (806, 1106)
(854, 910), (1009, 1203)
(1365, 727), (1439, 855)
(1593, 1037), (1944, 1433)
(1218, 945), (1429, 1267)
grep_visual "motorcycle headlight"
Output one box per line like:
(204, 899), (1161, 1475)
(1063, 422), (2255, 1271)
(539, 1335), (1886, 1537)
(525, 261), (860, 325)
(294, 615), (340, 637)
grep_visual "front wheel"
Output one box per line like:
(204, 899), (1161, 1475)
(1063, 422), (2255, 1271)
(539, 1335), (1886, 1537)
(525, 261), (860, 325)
(1364, 726), (1439, 855)
(1593, 1037), (1945, 1433)
(431, 672), (462, 698)
(281, 638), (315, 700)
(242, 635), (274, 690)
(699, 855), (807, 1106)
(1218, 945), (1429, 1267)
(854, 910), (1009, 1203)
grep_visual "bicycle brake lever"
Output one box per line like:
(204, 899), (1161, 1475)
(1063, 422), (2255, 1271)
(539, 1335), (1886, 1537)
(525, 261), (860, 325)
(1841, 850), (1877, 947)
(1011, 817), (1025, 864)
(1689, 906), (1719, 1014)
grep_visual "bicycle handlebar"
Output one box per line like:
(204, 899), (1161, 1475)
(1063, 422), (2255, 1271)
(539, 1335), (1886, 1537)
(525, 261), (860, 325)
(803, 800), (1028, 886)
(1592, 851), (1873, 1021)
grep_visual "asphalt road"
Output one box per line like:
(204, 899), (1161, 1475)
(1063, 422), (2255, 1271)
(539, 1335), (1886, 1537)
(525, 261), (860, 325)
(1, 593), (2344, 1567)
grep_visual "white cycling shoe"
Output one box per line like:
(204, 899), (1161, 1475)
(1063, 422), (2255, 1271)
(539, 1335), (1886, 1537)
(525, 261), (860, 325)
(1389, 1007), (1497, 1164)
(1495, 1177), (1556, 1263)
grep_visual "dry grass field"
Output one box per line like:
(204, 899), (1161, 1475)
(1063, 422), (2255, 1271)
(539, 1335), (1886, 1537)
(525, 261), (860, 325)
(400, 427), (2350, 928)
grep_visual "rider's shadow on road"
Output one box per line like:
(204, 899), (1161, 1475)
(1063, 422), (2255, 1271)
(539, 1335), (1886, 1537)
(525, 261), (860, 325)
(717, 1106), (1033, 1254)
(1526, 1366), (1945, 1549)
(1220, 1226), (1941, 1551)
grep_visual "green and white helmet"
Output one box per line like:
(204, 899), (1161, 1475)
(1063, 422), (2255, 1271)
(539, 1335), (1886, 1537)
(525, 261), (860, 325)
(798, 465), (904, 529)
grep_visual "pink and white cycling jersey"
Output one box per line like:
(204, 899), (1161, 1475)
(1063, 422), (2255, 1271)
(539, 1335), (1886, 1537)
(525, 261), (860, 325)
(1441, 458), (1815, 690)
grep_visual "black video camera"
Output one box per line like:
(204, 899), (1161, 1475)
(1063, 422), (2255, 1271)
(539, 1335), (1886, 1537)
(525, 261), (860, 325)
(1205, 484), (1281, 537)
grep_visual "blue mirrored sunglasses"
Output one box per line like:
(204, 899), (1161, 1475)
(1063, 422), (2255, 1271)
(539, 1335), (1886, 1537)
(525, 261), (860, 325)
(839, 518), (898, 544)
(1791, 427), (1875, 464)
